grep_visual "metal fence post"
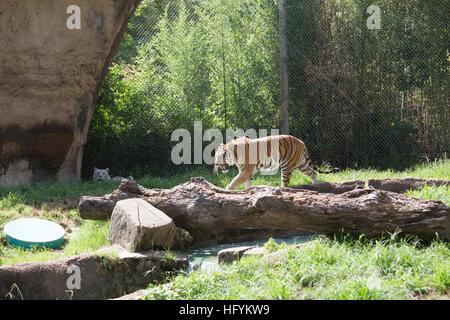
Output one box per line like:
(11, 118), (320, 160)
(279, 0), (289, 135)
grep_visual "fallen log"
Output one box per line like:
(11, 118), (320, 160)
(368, 177), (449, 193)
(298, 177), (449, 194)
(78, 182), (153, 220)
(79, 179), (368, 220)
(79, 178), (449, 244)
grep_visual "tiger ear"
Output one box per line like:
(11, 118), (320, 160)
(105, 168), (109, 173)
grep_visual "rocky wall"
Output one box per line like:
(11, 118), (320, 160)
(0, 0), (141, 186)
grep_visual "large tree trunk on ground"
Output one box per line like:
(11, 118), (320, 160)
(79, 178), (449, 244)
(367, 177), (450, 193)
(0, 0), (141, 186)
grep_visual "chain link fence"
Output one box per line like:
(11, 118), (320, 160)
(81, 0), (448, 179)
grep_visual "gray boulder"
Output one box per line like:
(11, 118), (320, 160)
(108, 198), (176, 251)
(217, 246), (257, 264)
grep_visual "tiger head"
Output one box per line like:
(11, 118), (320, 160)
(93, 167), (111, 181)
(213, 143), (233, 174)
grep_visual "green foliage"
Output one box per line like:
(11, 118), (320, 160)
(83, 0), (448, 177)
(287, 0), (448, 170)
(83, 0), (279, 178)
(263, 237), (281, 254)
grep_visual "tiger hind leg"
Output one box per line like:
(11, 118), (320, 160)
(281, 166), (295, 187)
(296, 158), (318, 183)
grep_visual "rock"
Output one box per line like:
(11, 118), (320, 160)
(242, 247), (265, 257)
(217, 246), (269, 264)
(111, 289), (148, 300)
(0, 244), (187, 300)
(218, 246), (257, 264)
(0, 0), (141, 186)
(108, 198), (176, 251)
(265, 242), (312, 267)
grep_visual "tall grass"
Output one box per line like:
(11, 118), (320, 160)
(406, 184), (450, 206)
(145, 235), (450, 300)
(63, 220), (110, 256)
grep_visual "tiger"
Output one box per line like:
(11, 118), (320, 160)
(213, 135), (339, 190)
(93, 167), (111, 181)
(93, 167), (134, 182)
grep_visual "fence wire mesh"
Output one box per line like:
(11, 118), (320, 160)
(82, 0), (449, 179)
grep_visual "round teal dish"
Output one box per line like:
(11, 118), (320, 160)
(4, 218), (65, 249)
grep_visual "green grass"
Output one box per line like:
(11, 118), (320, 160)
(407, 184), (450, 206)
(0, 220), (110, 265)
(138, 157), (450, 190)
(0, 178), (120, 266)
(1, 159), (447, 205)
(145, 234), (450, 300)
(63, 220), (110, 256)
(0, 179), (120, 208)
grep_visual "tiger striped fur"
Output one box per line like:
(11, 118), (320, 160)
(213, 135), (339, 190)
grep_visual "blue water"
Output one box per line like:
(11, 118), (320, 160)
(185, 233), (317, 272)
